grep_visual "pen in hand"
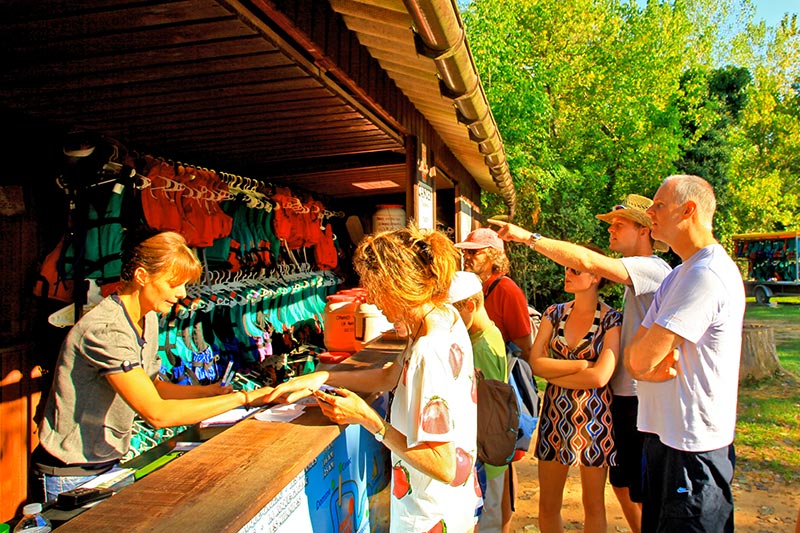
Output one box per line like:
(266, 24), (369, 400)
(220, 360), (235, 387)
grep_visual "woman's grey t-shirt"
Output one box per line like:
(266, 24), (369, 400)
(39, 295), (160, 465)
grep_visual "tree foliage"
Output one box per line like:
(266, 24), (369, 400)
(674, 65), (752, 241)
(726, 15), (800, 233)
(461, 0), (800, 307)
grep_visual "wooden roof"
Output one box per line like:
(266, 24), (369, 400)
(0, 0), (515, 208)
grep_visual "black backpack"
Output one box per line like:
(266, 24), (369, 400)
(476, 368), (520, 467)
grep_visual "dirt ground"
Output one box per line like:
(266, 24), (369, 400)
(508, 453), (799, 532)
(506, 304), (800, 532)
(376, 305), (800, 531)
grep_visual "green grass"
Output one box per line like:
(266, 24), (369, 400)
(736, 299), (800, 483)
(736, 384), (800, 481)
(745, 295), (800, 307)
(769, 332), (800, 377)
(744, 297), (800, 376)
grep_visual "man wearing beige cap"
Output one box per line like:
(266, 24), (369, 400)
(491, 194), (672, 533)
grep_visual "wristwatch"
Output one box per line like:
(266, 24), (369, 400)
(527, 233), (542, 251)
(373, 420), (387, 442)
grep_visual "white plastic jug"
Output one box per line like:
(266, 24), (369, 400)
(354, 302), (393, 351)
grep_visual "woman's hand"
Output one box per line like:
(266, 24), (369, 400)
(312, 388), (373, 427)
(203, 382), (234, 397)
(245, 385), (276, 408)
(266, 372), (330, 404)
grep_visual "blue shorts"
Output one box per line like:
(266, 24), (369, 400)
(39, 472), (98, 503)
(642, 434), (735, 532)
(609, 395), (644, 502)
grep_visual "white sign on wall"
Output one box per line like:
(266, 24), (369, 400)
(415, 181), (434, 230)
(457, 196), (475, 243)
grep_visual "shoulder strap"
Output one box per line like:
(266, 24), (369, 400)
(484, 275), (505, 298)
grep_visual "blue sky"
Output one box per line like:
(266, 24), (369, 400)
(751, 0), (799, 26)
(634, 0), (799, 26)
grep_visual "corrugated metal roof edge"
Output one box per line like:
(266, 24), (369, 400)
(403, 0), (516, 219)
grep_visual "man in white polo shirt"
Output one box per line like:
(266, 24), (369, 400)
(626, 174), (745, 532)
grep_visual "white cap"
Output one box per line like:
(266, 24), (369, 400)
(447, 271), (483, 304)
(23, 503), (43, 515)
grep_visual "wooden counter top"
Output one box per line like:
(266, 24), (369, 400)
(55, 337), (405, 532)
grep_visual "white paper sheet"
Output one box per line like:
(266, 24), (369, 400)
(199, 407), (259, 428)
(254, 403), (307, 423)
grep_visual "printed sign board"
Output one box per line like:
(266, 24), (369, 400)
(241, 398), (391, 533)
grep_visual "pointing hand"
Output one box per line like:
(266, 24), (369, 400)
(488, 219), (531, 244)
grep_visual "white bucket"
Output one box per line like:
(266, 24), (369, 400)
(354, 302), (393, 351)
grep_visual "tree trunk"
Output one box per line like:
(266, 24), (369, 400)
(740, 324), (782, 382)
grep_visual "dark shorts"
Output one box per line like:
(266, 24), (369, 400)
(609, 395), (644, 502)
(642, 434), (735, 533)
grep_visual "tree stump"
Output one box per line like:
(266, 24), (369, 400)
(740, 324), (782, 382)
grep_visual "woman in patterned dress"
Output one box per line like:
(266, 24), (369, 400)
(531, 244), (622, 533)
(268, 224), (480, 533)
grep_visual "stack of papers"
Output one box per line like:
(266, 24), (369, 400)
(79, 466), (136, 490)
(200, 395), (323, 428)
(254, 403), (307, 423)
(173, 441), (202, 452)
(200, 406), (260, 428)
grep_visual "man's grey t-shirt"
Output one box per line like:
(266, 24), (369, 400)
(610, 255), (672, 396)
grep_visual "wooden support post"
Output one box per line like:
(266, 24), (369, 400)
(740, 323), (782, 382)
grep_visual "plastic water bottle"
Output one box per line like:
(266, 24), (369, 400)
(12, 504), (51, 533)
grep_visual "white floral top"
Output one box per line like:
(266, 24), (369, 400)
(389, 306), (480, 533)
